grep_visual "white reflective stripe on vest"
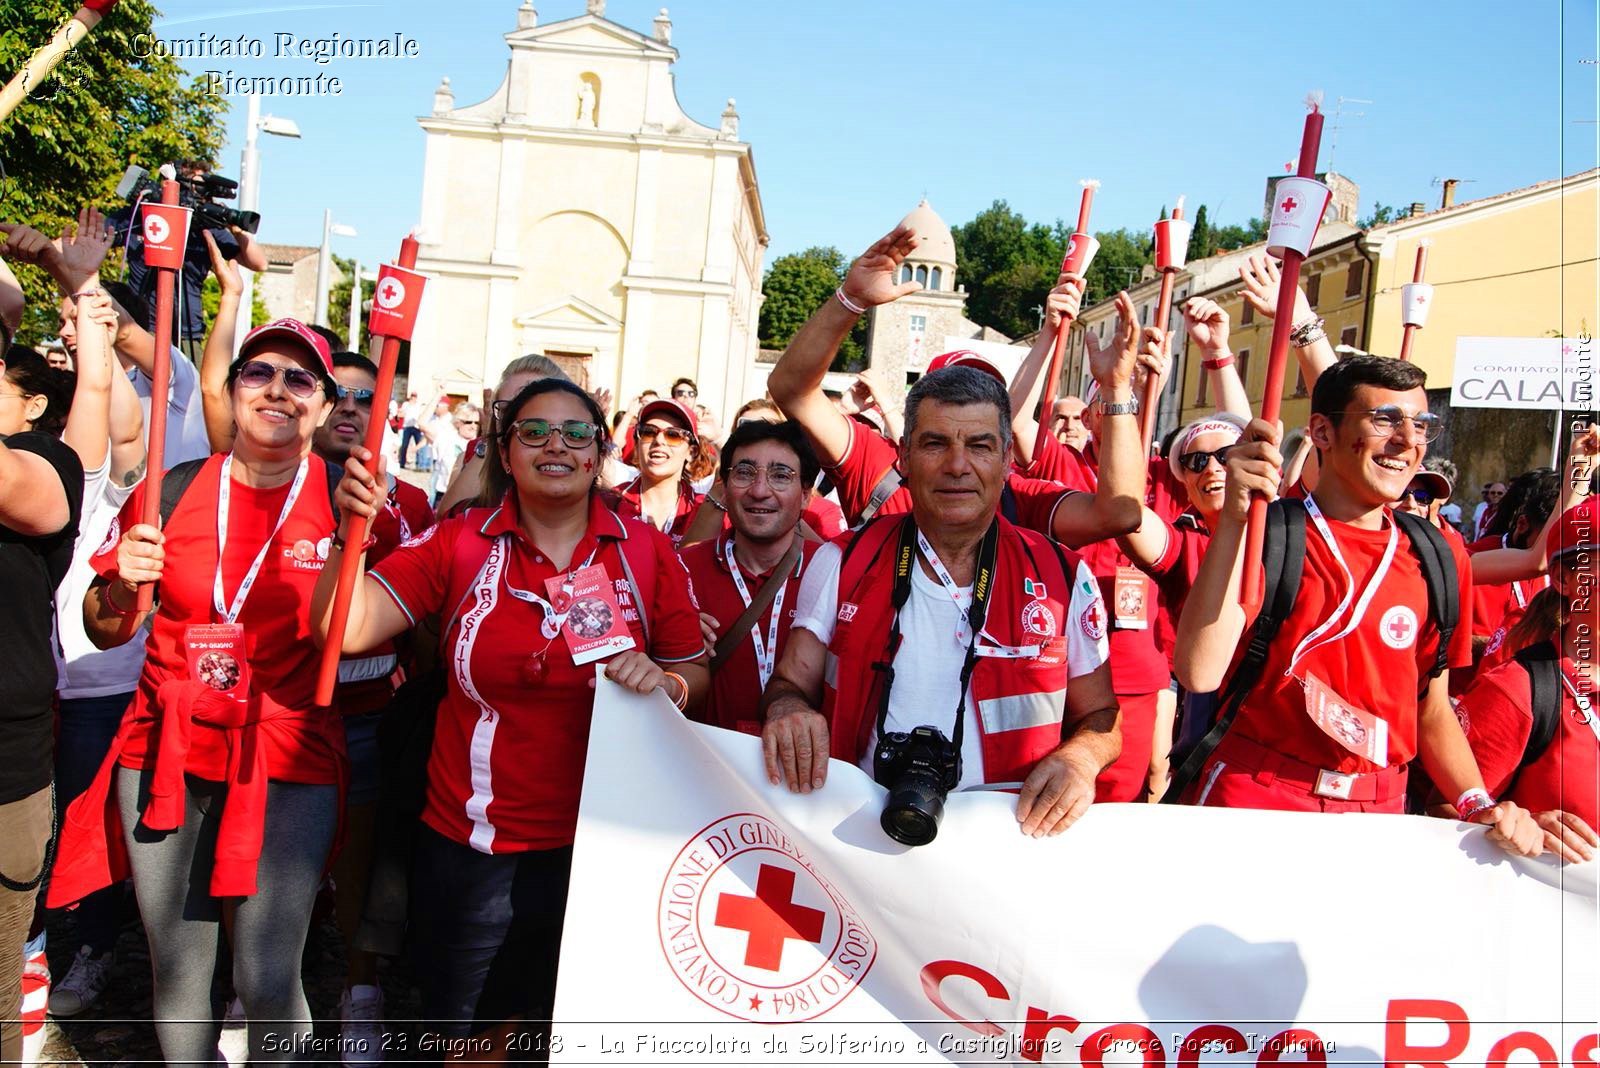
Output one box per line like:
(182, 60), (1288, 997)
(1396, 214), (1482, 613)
(977, 689), (1066, 735)
(337, 653), (399, 685)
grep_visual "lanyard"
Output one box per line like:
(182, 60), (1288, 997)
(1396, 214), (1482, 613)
(723, 537), (787, 690)
(1559, 669), (1600, 739)
(1286, 496), (1400, 678)
(213, 455), (309, 625)
(915, 527), (1040, 658)
(502, 544), (601, 639)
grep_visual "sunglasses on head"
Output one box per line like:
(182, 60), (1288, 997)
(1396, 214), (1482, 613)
(1177, 445), (1237, 474)
(333, 384), (374, 408)
(638, 423), (693, 446)
(236, 360), (324, 398)
(508, 418), (599, 449)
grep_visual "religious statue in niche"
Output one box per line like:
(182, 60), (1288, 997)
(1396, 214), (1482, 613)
(576, 73), (601, 127)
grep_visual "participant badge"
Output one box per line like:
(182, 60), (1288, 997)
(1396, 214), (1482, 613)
(1113, 566), (1152, 630)
(1303, 670), (1388, 766)
(548, 564), (636, 665)
(184, 623), (250, 701)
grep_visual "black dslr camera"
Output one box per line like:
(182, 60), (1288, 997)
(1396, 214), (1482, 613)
(873, 725), (961, 847)
(116, 164), (261, 235)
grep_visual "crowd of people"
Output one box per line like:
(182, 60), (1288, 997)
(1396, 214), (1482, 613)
(0, 199), (1595, 1068)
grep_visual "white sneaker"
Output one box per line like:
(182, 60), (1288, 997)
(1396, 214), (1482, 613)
(217, 996), (248, 1068)
(339, 984), (385, 1066)
(48, 945), (113, 1017)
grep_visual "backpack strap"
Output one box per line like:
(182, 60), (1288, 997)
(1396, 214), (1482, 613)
(158, 457), (213, 527)
(1162, 498), (1307, 803)
(857, 467), (903, 526)
(1392, 511), (1460, 689)
(1000, 482), (1019, 525)
(1503, 640), (1561, 798)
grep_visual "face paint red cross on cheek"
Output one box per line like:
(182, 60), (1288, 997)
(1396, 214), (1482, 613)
(583, 460), (595, 472)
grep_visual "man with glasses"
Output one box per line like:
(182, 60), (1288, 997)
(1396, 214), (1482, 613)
(671, 378), (697, 403)
(678, 420), (821, 733)
(1172, 357), (1541, 855)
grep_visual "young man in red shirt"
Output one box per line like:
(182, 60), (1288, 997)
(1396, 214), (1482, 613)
(679, 420), (821, 734)
(1174, 356), (1542, 856)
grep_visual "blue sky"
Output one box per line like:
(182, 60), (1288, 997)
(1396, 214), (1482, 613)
(139, 0), (1599, 272)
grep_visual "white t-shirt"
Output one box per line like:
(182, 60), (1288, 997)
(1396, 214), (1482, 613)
(128, 346), (211, 466)
(792, 539), (1109, 789)
(54, 458), (144, 699)
(431, 425), (466, 497)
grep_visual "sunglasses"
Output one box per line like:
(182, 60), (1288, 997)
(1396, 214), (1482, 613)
(1177, 445), (1237, 474)
(1350, 405), (1443, 444)
(508, 418), (599, 449)
(333, 384), (374, 408)
(1399, 486), (1436, 504)
(638, 424), (694, 446)
(727, 462), (799, 490)
(236, 360), (324, 398)
(672, 388), (697, 399)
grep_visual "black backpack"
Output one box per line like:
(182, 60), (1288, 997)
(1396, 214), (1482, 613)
(1163, 498), (1460, 802)
(1501, 640), (1562, 797)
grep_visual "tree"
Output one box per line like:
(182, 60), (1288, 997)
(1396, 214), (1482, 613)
(952, 201), (1075, 338)
(1081, 228), (1152, 305)
(0, 0), (229, 343)
(200, 273), (269, 333)
(1186, 204), (1213, 262)
(328, 253), (375, 348)
(1209, 217), (1269, 253)
(759, 246), (868, 371)
(1360, 202), (1399, 228)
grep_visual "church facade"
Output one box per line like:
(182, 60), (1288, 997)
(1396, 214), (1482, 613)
(410, 1), (767, 418)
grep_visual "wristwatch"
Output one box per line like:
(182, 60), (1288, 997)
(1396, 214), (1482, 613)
(1097, 396), (1139, 417)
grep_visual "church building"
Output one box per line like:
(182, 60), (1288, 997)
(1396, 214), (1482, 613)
(410, 1), (767, 418)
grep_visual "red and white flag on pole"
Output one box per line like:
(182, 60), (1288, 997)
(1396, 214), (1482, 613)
(139, 203), (191, 270)
(1265, 177), (1331, 258)
(366, 263), (427, 341)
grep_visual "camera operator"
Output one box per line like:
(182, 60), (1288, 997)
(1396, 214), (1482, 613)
(760, 364), (1123, 843)
(111, 160), (267, 362)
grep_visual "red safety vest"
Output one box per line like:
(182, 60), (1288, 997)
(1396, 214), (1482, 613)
(822, 515), (1082, 784)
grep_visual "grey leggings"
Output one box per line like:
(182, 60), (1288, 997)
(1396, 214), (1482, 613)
(117, 767), (338, 1067)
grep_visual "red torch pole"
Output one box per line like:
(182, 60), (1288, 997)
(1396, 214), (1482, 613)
(1397, 243), (1429, 363)
(130, 179), (180, 627)
(1034, 180), (1099, 461)
(1141, 199), (1185, 455)
(315, 236), (420, 706)
(1240, 105), (1325, 610)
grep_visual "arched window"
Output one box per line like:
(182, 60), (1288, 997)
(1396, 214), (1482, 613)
(899, 264), (914, 284)
(930, 266), (942, 291)
(915, 265), (929, 286)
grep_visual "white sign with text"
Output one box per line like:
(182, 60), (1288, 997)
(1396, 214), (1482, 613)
(1450, 336), (1596, 410)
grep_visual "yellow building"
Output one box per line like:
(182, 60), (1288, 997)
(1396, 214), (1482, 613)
(411, 1), (767, 418)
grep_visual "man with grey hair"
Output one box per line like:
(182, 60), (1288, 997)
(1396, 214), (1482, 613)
(759, 338), (1146, 839)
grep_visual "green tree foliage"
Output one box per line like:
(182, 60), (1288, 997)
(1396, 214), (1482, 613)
(199, 273), (270, 333)
(759, 246), (868, 371)
(1186, 204), (1212, 262)
(1180, 204), (1270, 259)
(0, 0), (229, 343)
(1359, 201), (1399, 228)
(328, 254), (376, 348)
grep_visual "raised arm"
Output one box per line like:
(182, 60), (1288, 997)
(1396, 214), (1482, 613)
(50, 207), (115, 295)
(62, 289), (119, 472)
(1173, 418), (1283, 694)
(767, 225), (922, 465)
(1181, 297), (1251, 420)
(0, 435), (71, 536)
(1008, 273), (1085, 465)
(231, 227), (268, 273)
(107, 356), (147, 487)
(200, 231), (240, 453)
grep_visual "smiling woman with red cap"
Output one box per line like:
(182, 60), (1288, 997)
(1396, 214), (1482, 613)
(52, 319), (344, 1066)
(615, 396), (704, 544)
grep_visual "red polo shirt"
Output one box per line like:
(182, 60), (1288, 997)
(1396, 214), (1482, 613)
(678, 533), (818, 734)
(370, 477), (436, 564)
(1140, 510), (1213, 669)
(337, 477), (436, 715)
(370, 493), (703, 852)
(615, 477), (703, 546)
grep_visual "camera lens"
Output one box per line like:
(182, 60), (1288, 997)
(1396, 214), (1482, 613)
(880, 774), (947, 846)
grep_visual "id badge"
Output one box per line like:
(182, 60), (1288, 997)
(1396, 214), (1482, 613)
(547, 563), (637, 666)
(184, 623), (251, 700)
(1303, 670), (1388, 766)
(1113, 566), (1152, 630)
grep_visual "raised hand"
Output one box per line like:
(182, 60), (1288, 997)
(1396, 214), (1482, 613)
(1183, 297), (1230, 355)
(1087, 291), (1141, 391)
(54, 206), (115, 290)
(1239, 252), (1313, 324)
(1043, 272), (1087, 333)
(0, 223), (59, 267)
(839, 225), (923, 309)
(1222, 418), (1283, 522)
(335, 447), (383, 522)
(203, 230), (242, 297)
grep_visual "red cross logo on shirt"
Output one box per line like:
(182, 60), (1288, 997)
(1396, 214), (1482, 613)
(1386, 615), (1413, 643)
(714, 864), (825, 972)
(1280, 196), (1298, 213)
(1379, 605), (1419, 649)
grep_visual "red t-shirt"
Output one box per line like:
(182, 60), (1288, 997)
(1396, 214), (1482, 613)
(615, 477), (703, 546)
(371, 477), (436, 564)
(678, 533), (819, 735)
(90, 455), (343, 784)
(1223, 506), (1476, 774)
(1459, 653), (1599, 829)
(802, 495), (847, 540)
(1026, 433), (1187, 525)
(369, 493), (703, 852)
(1141, 511), (1212, 669)
(823, 418), (1069, 534)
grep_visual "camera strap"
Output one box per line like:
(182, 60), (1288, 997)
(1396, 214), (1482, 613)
(873, 515), (1000, 756)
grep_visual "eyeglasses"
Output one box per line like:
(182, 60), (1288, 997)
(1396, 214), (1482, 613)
(1399, 486), (1436, 505)
(508, 418), (599, 449)
(236, 360), (324, 399)
(333, 384), (374, 408)
(458, 419), (480, 427)
(638, 424), (694, 446)
(672, 388), (697, 400)
(727, 461), (799, 490)
(1350, 405), (1443, 444)
(1177, 445), (1237, 474)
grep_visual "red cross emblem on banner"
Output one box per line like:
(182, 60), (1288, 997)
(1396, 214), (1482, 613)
(714, 863), (825, 971)
(1280, 197), (1298, 213)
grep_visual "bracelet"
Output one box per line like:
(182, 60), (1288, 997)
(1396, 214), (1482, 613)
(101, 581), (137, 617)
(1455, 787), (1496, 823)
(1288, 317), (1326, 348)
(834, 287), (867, 316)
(1201, 354), (1236, 370)
(330, 529), (378, 553)
(661, 670), (689, 712)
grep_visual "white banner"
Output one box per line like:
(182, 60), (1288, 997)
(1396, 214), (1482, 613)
(552, 677), (1597, 1066)
(1451, 336), (1597, 410)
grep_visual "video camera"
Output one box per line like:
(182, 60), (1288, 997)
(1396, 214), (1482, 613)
(116, 163), (261, 235)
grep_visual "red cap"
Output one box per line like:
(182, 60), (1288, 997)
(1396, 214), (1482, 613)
(1546, 496), (1600, 566)
(926, 349), (1006, 385)
(239, 319), (333, 375)
(1409, 469), (1452, 502)
(637, 397), (698, 439)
